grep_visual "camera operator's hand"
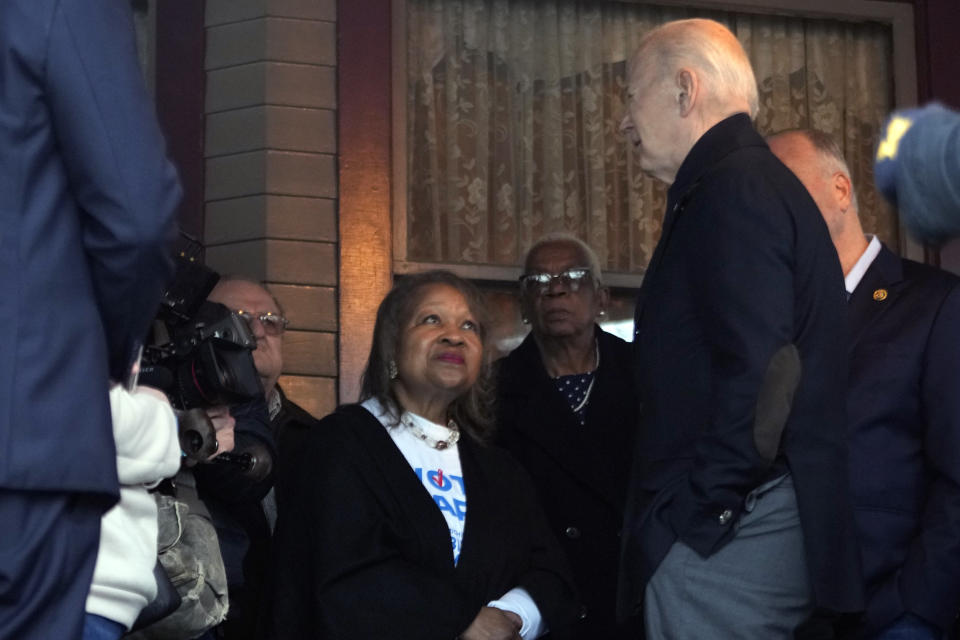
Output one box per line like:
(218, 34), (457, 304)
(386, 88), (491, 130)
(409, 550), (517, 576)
(205, 405), (236, 459)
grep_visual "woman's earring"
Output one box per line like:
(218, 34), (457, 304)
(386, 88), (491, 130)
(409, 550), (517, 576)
(598, 309), (606, 317)
(388, 360), (398, 379)
(521, 317), (530, 325)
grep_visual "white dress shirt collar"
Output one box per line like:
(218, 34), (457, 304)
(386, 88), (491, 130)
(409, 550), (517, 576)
(844, 235), (883, 295)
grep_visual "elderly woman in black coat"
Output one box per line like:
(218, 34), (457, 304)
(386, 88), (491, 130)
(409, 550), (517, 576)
(268, 270), (578, 640)
(496, 234), (640, 638)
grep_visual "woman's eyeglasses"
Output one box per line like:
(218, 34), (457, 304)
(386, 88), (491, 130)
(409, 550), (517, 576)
(235, 310), (289, 336)
(519, 268), (593, 295)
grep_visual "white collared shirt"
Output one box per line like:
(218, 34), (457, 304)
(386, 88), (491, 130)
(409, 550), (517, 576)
(845, 235), (883, 295)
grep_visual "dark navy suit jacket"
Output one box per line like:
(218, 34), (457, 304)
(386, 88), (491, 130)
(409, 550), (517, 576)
(0, 0), (179, 498)
(620, 114), (864, 617)
(846, 244), (960, 634)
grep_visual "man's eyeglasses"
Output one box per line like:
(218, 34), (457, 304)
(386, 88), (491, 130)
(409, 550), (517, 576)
(235, 310), (289, 336)
(519, 268), (594, 295)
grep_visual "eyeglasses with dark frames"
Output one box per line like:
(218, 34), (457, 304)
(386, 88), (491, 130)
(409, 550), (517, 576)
(519, 268), (594, 295)
(235, 310), (289, 336)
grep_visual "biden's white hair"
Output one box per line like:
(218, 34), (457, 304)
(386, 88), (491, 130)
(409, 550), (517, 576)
(636, 18), (759, 119)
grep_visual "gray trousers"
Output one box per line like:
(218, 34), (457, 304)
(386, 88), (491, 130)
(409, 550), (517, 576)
(644, 474), (813, 639)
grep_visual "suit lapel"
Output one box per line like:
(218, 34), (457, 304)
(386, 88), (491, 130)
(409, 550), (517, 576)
(635, 199), (681, 328)
(635, 177), (706, 330)
(848, 244), (905, 346)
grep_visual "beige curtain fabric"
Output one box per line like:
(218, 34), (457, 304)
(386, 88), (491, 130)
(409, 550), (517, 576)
(405, 0), (896, 272)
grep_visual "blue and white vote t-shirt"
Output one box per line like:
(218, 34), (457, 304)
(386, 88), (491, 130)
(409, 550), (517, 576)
(361, 398), (466, 562)
(361, 397), (546, 638)
(392, 418), (465, 561)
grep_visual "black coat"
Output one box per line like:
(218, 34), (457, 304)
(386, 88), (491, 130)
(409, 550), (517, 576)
(620, 114), (864, 617)
(216, 389), (320, 640)
(267, 404), (579, 640)
(496, 327), (640, 638)
(845, 244), (960, 634)
(194, 395), (276, 640)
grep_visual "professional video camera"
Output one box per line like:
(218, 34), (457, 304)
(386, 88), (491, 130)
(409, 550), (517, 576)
(140, 249), (266, 472)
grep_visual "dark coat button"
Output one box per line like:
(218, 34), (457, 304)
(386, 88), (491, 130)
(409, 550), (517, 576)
(578, 605), (588, 620)
(565, 526), (581, 539)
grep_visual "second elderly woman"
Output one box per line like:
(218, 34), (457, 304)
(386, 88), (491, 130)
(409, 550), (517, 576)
(496, 233), (640, 638)
(268, 270), (578, 640)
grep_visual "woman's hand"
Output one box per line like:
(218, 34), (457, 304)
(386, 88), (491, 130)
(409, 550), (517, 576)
(205, 405), (236, 459)
(460, 607), (522, 640)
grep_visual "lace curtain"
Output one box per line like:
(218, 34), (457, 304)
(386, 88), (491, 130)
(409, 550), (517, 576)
(405, 0), (896, 273)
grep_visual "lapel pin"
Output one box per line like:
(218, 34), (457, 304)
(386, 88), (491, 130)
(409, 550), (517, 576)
(873, 288), (888, 301)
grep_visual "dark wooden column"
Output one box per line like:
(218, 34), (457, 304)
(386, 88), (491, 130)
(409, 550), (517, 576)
(154, 1), (206, 242)
(338, 0), (393, 403)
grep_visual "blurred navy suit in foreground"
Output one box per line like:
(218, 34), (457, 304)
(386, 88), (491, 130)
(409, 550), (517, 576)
(0, 1), (180, 637)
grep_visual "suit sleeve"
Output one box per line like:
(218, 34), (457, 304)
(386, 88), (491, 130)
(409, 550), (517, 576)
(268, 417), (480, 640)
(667, 178), (799, 557)
(895, 282), (960, 629)
(194, 396), (277, 504)
(46, 0), (180, 380)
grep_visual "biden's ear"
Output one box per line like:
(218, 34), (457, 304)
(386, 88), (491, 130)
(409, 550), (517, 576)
(676, 68), (699, 117)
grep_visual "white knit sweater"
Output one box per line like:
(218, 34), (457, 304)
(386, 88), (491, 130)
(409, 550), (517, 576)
(85, 385), (182, 629)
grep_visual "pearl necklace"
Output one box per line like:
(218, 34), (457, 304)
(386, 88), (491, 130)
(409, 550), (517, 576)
(400, 411), (461, 450)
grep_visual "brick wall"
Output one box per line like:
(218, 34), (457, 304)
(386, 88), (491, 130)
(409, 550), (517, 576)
(204, 0), (338, 419)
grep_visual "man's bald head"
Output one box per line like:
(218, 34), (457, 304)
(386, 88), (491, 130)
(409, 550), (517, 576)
(767, 129), (866, 274)
(767, 129), (859, 237)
